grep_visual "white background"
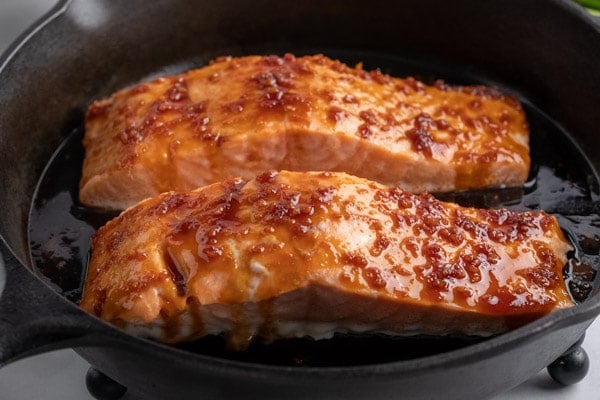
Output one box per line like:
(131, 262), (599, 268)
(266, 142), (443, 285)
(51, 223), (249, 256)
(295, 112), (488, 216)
(0, 1), (598, 399)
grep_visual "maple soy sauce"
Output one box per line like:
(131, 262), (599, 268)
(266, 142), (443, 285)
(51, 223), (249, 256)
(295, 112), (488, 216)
(28, 53), (600, 366)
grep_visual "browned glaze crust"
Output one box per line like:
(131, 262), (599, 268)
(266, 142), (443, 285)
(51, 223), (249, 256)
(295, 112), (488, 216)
(80, 171), (571, 347)
(80, 54), (530, 210)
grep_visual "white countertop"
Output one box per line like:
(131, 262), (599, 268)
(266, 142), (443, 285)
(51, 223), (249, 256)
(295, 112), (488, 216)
(1, 1), (599, 399)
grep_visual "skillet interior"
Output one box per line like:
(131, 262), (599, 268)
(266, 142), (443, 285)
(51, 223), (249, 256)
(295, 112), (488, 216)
(27, 49), (600, 366)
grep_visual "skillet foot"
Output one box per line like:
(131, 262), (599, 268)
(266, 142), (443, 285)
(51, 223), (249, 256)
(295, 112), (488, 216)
(547, 335), (589, 385)
(86, 367), (127, 400)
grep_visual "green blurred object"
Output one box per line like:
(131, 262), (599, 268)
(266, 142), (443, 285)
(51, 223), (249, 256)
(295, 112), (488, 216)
(574, 0), (600, 14)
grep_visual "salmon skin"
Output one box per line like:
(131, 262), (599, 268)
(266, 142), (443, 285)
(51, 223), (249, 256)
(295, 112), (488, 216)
(80, 171), (572, 349)
(80, 54), (530, 210)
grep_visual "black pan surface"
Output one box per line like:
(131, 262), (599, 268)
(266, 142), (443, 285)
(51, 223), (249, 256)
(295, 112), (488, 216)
(27, 50), (600, 367)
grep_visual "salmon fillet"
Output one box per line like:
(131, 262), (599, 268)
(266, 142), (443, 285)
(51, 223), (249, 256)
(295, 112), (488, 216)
(80, 171), (572, 349)
(80, 54), (530, 210)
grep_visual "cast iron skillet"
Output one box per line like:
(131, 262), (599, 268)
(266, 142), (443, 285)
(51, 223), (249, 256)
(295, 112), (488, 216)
(1, 0), (600, 399)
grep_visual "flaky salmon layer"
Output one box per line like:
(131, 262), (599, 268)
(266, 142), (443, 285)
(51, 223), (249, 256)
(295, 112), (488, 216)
(80, 54), (530, 210)
(80, 171), (572, 348)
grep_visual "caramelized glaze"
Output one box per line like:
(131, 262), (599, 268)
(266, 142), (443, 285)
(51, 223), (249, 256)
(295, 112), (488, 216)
(80, 171), (572, 348)
(80, 54), (529, 210)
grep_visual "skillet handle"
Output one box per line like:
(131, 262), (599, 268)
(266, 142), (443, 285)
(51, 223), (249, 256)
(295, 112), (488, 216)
(0, 241), (103, 367)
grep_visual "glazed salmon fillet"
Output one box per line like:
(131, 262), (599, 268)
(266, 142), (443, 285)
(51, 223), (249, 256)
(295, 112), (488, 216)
(80, 171), (572, 348)
(80, 54), (530, 210)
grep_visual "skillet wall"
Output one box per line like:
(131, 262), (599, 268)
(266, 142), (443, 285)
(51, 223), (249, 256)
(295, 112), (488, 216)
(1, 0), (599, 265)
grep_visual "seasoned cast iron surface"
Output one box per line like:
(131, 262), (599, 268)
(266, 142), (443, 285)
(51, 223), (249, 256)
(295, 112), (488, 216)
(27, 52), (600, 367)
